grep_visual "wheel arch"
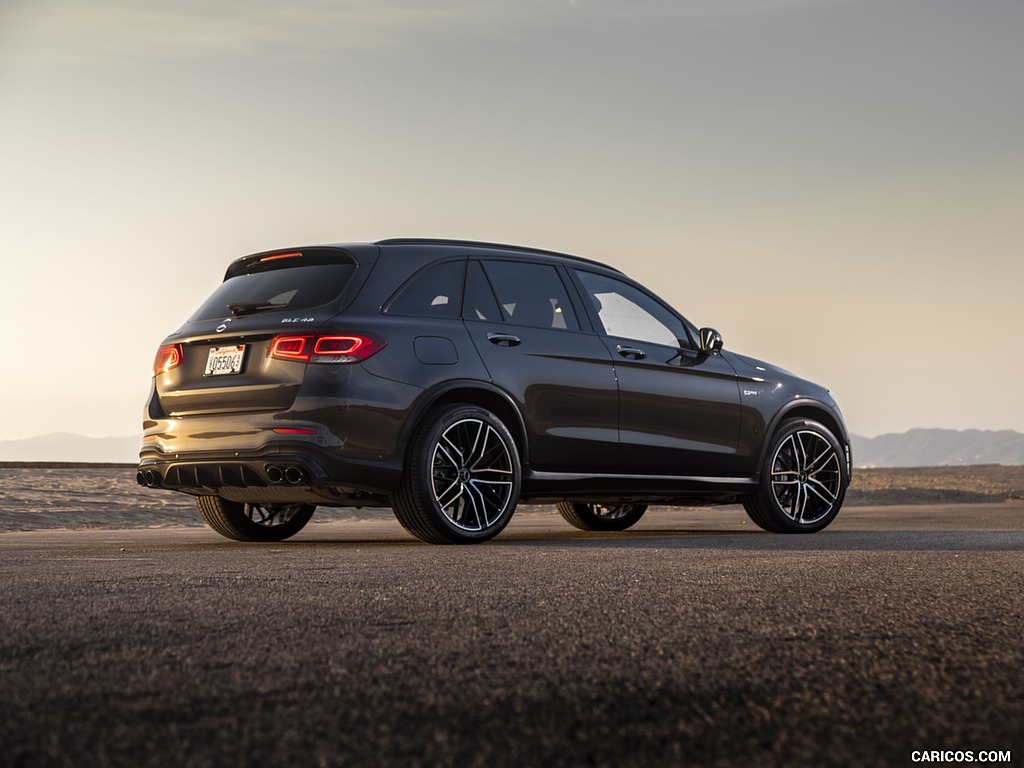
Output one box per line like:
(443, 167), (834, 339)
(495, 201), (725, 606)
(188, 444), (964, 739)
(758, 400), (851, 476)
(399, 380), (530, 467)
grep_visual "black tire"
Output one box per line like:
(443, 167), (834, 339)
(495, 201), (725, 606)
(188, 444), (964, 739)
(743, 418), (848, 533)
(195, 496), (315, 542)
(556, 502), (648, 531)
(393, 405), (522, 544)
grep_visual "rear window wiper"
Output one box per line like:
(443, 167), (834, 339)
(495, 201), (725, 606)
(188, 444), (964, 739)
(226, 301), (289, 316)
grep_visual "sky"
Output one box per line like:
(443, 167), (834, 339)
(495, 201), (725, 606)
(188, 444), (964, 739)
(1, 0), (1022, 444)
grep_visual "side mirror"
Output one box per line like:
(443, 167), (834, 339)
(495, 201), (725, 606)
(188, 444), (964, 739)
(699, 327), (723, 354)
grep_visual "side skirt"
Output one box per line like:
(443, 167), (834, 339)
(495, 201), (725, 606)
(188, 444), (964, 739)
(520, 469), (757, 505)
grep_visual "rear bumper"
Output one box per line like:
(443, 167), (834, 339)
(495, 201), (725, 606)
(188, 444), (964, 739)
(137, 441), (402, 504)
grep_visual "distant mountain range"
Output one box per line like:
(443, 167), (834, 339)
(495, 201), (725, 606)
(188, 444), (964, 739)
(851, 429), (1024, 468)
(1, 429), (1023, 467)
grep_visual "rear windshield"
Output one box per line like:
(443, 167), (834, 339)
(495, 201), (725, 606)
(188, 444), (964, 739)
(189, 264), (357, 321)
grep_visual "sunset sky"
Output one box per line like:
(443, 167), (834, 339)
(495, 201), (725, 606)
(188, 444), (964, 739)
(1, 0), (1021, 444)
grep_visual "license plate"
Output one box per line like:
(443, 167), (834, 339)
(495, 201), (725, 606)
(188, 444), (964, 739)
(204, 345), (246, 376)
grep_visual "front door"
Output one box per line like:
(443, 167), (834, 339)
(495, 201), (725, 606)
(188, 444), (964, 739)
(572, 269), (743, 477)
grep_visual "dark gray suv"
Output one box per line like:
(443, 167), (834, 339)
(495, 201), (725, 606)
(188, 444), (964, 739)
(138, 238), (851, 543)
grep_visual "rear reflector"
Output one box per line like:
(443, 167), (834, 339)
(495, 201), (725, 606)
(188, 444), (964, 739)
(153, 344), (183, 374)
(270, 333), (386, 364)
(272, 428), (318, 435)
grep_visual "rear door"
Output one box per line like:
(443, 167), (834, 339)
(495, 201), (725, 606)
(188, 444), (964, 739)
(461, 259), (619, 473)
(571, 269), (743, 477)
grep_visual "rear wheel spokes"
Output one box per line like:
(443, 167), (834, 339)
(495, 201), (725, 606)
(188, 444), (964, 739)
(432, 418), (513, 531)
(244, 503), (302, 527)
(587, 504), (633, 521)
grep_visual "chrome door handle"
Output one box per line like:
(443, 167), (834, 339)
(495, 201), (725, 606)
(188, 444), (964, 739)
(487, 333), (522, 347)
(617, 345), (646, 360)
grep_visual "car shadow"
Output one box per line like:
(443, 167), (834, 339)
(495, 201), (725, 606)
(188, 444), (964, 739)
(280, 526), (1024, 553)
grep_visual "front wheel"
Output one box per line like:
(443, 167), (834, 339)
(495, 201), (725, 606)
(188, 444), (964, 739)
(556, 502), (648, 531)
(743, 418), (848, 533)
(393, 405), (522, 544)
(196, 496), (315, 542)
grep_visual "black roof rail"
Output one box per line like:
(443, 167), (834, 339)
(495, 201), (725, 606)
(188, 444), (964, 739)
(374, 238), (621, 273)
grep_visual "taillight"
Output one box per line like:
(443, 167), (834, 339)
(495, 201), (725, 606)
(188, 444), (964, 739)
(270, 333), (385, 364)
(153, 344), (182, 374)
(269, 335), (312, 361)
(312, 335), (385, 362)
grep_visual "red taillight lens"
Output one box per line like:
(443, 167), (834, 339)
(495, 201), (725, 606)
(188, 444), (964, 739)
(270, 333), (385, 364)
(153, 344), (182, 374)
(311, 334), (385, 363)
(270, 335), (313, 362)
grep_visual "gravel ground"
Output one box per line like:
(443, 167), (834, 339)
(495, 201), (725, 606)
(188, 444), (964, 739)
(1, 519), (1022, 768)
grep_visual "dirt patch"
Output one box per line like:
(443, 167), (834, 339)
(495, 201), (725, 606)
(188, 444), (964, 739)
(847, 465), (1024, 506)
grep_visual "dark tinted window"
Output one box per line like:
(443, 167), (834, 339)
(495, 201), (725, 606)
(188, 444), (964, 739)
(482, 261), (579, 331)
(576, 271), (692, 348)
(386, 260), (464, 318)
(462, 260), (503, 321)
(190, 264), (356, 321)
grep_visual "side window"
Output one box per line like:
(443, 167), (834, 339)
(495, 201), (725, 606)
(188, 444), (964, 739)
(385, 260), (464, 318)
(576, 271), (691, 348)
(481, 261), (580, 331)
(462, 260), (503, 321)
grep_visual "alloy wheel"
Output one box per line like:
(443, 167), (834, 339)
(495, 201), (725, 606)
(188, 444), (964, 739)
(769, 430), (842, 525)
(431, 418), (515, 531)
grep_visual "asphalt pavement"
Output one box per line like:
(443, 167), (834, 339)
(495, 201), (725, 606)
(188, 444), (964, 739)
(2, 505), (1022, 767)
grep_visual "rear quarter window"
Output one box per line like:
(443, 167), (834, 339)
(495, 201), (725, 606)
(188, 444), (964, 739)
(384, 260), (465, 318)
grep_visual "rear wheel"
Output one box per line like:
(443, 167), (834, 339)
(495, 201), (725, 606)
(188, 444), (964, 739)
(556, 502), (648, 531)
(393, 404), (521, 544)
(196, 496), (315, 542)
(743, 418), (847, 533)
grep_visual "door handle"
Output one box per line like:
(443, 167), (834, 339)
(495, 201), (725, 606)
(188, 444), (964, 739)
(487, 332), (522, 347)
(617, 345), (646, 360)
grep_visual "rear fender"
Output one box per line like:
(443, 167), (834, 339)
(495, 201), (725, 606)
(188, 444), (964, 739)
(398, 380), (530, 467)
